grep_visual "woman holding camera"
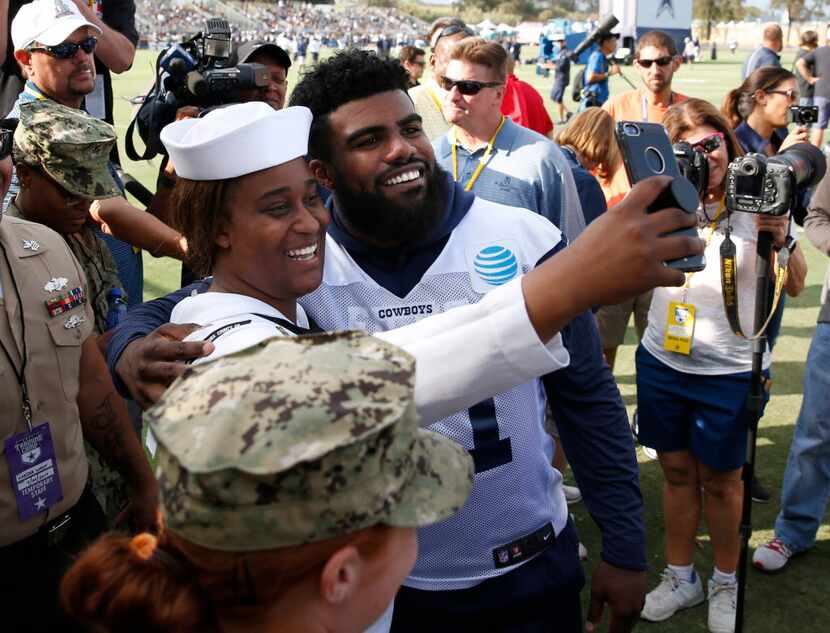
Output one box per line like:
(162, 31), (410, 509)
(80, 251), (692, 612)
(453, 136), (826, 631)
(637, 99), (806, 633)
(722, 67), (810, 157)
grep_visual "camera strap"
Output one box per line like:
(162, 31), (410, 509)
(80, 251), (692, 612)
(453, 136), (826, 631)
(719, 226), (789, 341)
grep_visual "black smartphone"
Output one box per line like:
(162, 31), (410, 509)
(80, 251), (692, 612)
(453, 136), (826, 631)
(615, 121), (706, 273)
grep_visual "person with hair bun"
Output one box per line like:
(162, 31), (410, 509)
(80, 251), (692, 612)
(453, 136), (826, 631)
(62, 332), (476, 633)
(721, 66), (810, 157)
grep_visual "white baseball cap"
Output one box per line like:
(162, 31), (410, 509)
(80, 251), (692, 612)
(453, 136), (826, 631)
(12, 0), (101, 51)
(160, 103), (313, 181)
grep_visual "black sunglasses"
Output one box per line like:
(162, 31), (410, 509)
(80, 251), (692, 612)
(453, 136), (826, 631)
(434, 24), (475, 45)
(636, 55), (673, 68)
(28, 36), (97, 59)
(0, 129), (12, 161)
(440, 76), (502, 95)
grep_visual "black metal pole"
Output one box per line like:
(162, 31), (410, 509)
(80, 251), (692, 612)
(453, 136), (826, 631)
(735, 229), (774, 633)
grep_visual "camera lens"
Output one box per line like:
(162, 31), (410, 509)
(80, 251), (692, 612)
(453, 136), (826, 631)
(622, 123), (640, 137)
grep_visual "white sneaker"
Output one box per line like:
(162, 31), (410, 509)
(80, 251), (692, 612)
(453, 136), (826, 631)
(563, 484), (582, 504)
(641, 567), (705, 622)
(752, 537), (793, 572)
(707, 578), (737, 633)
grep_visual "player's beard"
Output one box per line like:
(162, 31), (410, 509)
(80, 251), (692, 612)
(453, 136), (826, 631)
(332, 162), (449, 247)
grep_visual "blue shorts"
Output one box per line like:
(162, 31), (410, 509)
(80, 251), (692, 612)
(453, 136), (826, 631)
(635, 346), (769, 472)
(550, 80), (567, 103)
(813, 96), (829, 130)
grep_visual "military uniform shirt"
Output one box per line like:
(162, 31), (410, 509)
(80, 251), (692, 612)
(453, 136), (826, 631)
(0, 216), (93, 546)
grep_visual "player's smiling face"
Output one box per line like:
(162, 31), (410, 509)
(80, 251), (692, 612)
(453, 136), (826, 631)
(312, 89), (449, 247)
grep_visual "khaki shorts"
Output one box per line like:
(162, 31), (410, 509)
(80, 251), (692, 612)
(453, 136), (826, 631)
(595, 290), (653, 350)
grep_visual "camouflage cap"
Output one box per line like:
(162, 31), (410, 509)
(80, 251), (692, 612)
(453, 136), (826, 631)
(13, 100), (120, 199)
(145, 331), (474, 552)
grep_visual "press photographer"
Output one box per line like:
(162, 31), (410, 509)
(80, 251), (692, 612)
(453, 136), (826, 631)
(636, 99), (807, 633)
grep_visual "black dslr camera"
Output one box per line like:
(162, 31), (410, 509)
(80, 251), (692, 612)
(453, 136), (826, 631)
(673, 142), (709, 200)
(788, 105), (819, 126)
(126, 18), (270, 161)
(725, 144), (826, 216)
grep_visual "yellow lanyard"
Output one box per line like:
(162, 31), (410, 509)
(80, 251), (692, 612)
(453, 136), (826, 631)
(682, 198), (724, 295)
(451, 116), (507, 192)
(427, 87), (444, 114)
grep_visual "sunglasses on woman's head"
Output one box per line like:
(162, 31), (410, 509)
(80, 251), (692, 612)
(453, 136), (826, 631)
(440, 76), (502, 95)
(28, 36), (97, 59)
(689, 131), (724, 154)
(636, 56), (674, 68)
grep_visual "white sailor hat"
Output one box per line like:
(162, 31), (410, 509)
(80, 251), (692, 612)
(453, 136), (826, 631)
(160, 102), (313, 181)
(13, 0), (101, 51)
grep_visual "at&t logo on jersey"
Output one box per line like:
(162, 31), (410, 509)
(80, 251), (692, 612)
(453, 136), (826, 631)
(472, 244), (519, 288)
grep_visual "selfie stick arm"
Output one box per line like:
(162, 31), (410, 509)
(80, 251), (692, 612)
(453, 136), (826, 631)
(734, 228), (773, 633)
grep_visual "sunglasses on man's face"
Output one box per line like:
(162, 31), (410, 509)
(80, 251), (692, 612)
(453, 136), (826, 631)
(636, 56), (674, 68)
(440, 76), (502, 96)
(689, 131), (724, 154)
(28, 36), (97, 59)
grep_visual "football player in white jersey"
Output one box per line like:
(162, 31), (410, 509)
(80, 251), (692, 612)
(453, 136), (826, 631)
(105, 52), (703, 633)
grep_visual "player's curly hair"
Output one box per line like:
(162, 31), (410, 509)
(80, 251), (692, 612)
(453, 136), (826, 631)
(289, 49), (411, 161)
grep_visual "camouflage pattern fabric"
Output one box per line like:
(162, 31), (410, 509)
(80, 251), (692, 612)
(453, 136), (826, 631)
(146, 331), (474, 552)
(13, 100), (120, 199)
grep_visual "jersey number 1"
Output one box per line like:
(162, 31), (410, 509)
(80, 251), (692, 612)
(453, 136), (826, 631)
(468, 399), (512, 473)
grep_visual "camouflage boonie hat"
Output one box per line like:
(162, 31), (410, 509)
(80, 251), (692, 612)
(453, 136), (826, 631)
(13, 100), (120, 199)
(145, 331), (474, 552)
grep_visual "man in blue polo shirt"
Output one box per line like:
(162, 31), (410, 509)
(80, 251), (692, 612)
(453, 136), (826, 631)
(435, 37), (586, 242)
(742, 24), (783, 80)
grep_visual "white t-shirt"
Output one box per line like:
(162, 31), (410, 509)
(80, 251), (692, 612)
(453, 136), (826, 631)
(642, 202), (793, 375)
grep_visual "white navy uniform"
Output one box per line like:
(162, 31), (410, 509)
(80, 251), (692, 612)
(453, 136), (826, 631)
(300, 195), (569, 589)
(169, 279), (569, 425)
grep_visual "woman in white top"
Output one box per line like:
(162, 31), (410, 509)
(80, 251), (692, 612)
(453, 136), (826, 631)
(637, 98), (806, 633)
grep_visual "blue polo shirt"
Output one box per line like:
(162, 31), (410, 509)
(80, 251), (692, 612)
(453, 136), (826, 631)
(742, 46), (782, 81)
(583, 50), (610, 105)
(433, 118), (585, 242)
(734, 121), (785, 155)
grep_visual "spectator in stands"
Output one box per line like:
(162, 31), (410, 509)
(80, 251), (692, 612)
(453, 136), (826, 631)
(500, 56), (553, 138)
(581, 31), (619, 110)
(742, 23), (783, 81)
(795, 30), (830, 148)
(409, 17), (473, 140)
(399, 44), (425, 88)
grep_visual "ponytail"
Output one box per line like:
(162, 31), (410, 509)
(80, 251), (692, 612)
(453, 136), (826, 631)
(721, 87), (745, 129)
(720, 66), (796, 129)
(60, 532), (217, 633)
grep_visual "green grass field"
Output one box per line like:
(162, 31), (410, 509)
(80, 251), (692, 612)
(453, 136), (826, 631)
(111, 48), (829, 631)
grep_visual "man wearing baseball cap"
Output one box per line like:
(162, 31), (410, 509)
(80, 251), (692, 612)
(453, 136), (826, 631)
(235, 39), (293, 110)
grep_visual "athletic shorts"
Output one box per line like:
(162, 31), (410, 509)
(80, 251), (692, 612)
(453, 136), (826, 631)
(595, 290), (653, 349)
(550, 80), (567, 103)
(635, 345), (769, 472)
(814, 96), (829, 130)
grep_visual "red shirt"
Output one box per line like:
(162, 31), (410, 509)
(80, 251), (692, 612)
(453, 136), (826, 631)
(500, 75), (554, 137)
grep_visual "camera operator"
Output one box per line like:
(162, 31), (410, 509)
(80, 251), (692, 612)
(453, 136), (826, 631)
(579, 31), (620, 111)
(753, 171), (830, 573)
(637, 99), (805, 633)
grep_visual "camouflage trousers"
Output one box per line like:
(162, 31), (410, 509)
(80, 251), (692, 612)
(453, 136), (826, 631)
(84, 440), (128, 525)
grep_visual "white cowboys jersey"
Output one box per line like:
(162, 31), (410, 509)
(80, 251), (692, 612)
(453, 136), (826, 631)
(300, 197), (570, 590)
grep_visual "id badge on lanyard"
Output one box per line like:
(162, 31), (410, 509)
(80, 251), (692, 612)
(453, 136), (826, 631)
(663, 301), (696, 355)
(4, 423), (64, 520)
